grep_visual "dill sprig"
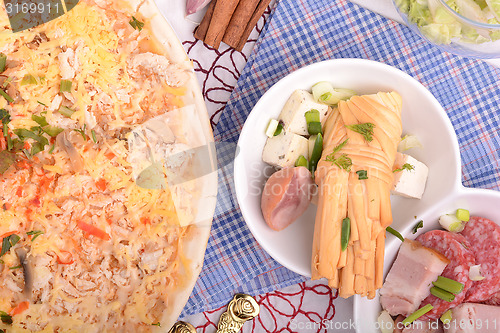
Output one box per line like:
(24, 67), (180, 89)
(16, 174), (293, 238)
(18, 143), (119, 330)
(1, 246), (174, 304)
(346, 122), (375, 142)
(393, 163), (415, 173)
(325, 139), (352, 172)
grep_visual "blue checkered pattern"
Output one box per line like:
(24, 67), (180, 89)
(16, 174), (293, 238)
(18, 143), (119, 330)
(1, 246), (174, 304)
(181, 0), (500, 317)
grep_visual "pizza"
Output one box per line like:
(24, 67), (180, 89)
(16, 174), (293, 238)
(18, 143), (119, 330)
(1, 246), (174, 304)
(0, 0), (216, 331)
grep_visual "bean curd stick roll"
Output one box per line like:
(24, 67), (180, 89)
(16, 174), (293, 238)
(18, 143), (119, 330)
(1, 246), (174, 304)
(311, 91), (402, 299)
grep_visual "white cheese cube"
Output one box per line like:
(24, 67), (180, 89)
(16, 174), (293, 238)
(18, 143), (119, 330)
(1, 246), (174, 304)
(279, 90), (329, 135)
(391, 153), (429, 199)
(262, 131), (309, 168)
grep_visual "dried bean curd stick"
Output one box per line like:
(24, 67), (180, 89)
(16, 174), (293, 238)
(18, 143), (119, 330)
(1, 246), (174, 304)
(311, 92), (402, 300)
(317, 170), (348, 279)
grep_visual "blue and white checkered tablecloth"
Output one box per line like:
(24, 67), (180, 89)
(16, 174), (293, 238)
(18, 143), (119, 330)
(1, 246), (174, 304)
(181, 0), (500, 317)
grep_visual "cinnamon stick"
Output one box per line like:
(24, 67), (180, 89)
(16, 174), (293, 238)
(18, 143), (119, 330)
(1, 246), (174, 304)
(204, 0), (241, 49)
(194, 0), (216, 41)
(222, 0), (260, 49)
(235, 0), (272, 51)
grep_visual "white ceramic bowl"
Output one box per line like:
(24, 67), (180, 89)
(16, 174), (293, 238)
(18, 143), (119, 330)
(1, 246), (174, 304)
(234, 58), (460, 277)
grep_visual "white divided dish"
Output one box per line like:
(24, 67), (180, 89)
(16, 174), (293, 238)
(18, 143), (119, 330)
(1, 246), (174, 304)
(354, 187), (500, 333)
(234, 58), (500, 331)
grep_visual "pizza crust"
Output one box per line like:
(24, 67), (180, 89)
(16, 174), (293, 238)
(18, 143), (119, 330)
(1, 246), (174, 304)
(131, 0), (217, 329)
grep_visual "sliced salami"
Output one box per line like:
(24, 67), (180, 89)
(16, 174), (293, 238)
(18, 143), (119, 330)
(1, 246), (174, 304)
(459, 216), (500, 302)
(416, 230), (475, 320)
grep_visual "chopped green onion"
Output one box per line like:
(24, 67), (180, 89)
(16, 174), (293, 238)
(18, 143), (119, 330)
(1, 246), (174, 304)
(3, 77), (13, 88)
(312, 82), (336, 104)
(393, 163), (415, 173)
(311, 81), (356, 105)
(30, 142), (45, 155)
(412, 220), (424, 234)
(0, 89), (13, 103)
(48, 144), (55, 154)
(31, 126), (44, 136)
(440, 309), (452, 324)
(309, 133), (323, 173)
(398, 134), (422, 152)
(265, 119), (283, 137)
(439, 214), (465, 233)
(6, 136), (12, 151)
(432, 276), (464, 295)
(74, 125), (87, 140)
(152, 322), (161, 327)
(42, 126), (63, 137)
(305, 109), (322, 135)
(21, 74), (38, 86)
(265, 119), (279, 137)
(0, 234), (20, 257)
(23, 148), (32, 159)
(14, 128), (46, 143)
(320, 92), (332, 102)
(430, 286), (455, 302)
(356, 169), (368, 180)
(386, 226), (404, 242)
(58, 106), (75, 118)
(341, 217), (351, 251)
(274, 123), (283, 136)
(305, 109), (320, 123)
(403, 304), (434, 326)
(0, 53), (6, 73)
(27, 230), (44, 242)
(74, 130), (86, 140)
(0, 311), (12, 325)
(0, 109), (10, 126)
(60, 79), (72, 92)
(307, 121), (322, 135)
(308, 135), (317, 160)
(0, 109), (9, 123)
(346, 123), (375, 142)
(91, 129), (97, 143)
(456, 208), (470, 222)
(9, 265), (22, 270)
(129, 16), (144, 31)
(3, 123), (12, 151)
(13, 127), (49, 157)
(32, 114), (48, 127)
(37, 101), (47, 106)
(295, 155), (308, 168)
